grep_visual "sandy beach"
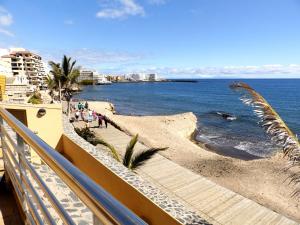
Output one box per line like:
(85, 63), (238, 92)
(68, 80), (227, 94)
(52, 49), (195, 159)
(84, 100), (300, 222)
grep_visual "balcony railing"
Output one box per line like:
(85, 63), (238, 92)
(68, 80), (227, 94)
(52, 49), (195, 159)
(0, 108), (146, 225)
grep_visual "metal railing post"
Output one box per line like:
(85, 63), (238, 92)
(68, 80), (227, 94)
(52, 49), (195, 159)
(0, 117), (8, 184)
(0, 117), (3, 169)
(16, 132), (30, 222)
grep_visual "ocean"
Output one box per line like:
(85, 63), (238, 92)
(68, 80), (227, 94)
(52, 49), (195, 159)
(75, 79), (300, 159)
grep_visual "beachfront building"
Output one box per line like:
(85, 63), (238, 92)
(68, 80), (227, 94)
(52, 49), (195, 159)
(78, 69), (94, 82)
(78, 69), (112, 84)
(147, 73), (158, 81)
(0, 58), (10, 100)
(92, 71), (103, 81)
(149, 73), (158, 81)
(0, 57), (13, 77)
(127, 73), (159, 81)
(0, 52), (32, 103)
(1, 48), (47, 88)
(129, 73), (146, 81)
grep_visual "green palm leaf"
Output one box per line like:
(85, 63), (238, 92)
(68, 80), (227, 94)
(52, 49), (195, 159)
(123, 134), (138, 168)
(95, 138), (121, 162)
(130, 147), (168, 170)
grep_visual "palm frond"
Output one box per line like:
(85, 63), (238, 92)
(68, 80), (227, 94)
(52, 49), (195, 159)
(230, 82), (300, 196)
(48, 61), (62, 87)
(70, 60), (76, 73)
(230, 82), (300, 159)
(95, 138), (121, 162)
(130, 147), (168, 170)
(123, 134), (138, 167)
(45, 75), (55, 88)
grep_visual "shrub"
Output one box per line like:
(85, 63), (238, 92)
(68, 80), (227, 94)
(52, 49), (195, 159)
(28, 92), (43, 104)
(74, 127), (98, 146)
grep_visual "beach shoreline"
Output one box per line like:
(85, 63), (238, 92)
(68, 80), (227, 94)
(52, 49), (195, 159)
(77, 100), (300, 222)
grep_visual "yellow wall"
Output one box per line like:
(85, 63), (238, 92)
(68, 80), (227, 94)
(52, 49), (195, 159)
(0, 103), (63, 163)
(0, 103), (63, 148)
(58, 135), (181, 225)
(0, 75), (6, 101)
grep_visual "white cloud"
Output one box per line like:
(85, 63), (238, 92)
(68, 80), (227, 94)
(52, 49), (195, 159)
(147, 0), (167, 5)
(41, 48), (144, 69)
(136, 64), (300, 78)
(72, 48), (143, 64)
(0, 28), (14, 37)
(0, 6), (13, 26)
(96, 0), (145, 19)
(64, 19), (74, 25)
(0, 6), (14, 37)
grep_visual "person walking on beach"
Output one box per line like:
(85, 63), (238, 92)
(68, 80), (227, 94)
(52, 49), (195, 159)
(92, 110), (97, 121)
(86, 109), (93, 128)
(80, 110), (85, 121)
(75, 110), (80, 121)
(103, 115), (108, 128)
(97, 113), (103, 128)
(79, 102), (84, 110)
(85, 101), (89, 110)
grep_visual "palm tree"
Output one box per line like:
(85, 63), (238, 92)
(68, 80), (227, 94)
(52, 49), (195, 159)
(48, 55), (80, 115)
(60, 55), (80, 96)
(45, 75), (56, 102)
(48, 62), (62, 101)
(60, 55), (80, 117)
(230, 82), (300, 197)
(93, 132), (167, 170)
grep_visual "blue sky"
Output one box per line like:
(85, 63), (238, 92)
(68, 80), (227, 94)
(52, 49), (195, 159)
(1, 0), (300, 78)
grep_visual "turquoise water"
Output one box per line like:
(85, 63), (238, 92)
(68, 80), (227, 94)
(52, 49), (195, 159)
(75, 79), (300, 158)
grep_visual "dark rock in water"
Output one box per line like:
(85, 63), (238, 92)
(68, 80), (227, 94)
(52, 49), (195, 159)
(216, 111), (237, 121)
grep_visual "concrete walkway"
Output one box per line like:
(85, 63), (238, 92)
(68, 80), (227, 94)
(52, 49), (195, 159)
(82, 122), (299, 225)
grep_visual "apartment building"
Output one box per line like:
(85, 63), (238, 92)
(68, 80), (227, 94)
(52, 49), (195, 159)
(0, 57), (13, 77)
(78, 69), (94, 82)
(128, 73), (158, 81)
(1, 48), (47, 87)
(129, 73), (146, 81)
(146, 73), (158, 81)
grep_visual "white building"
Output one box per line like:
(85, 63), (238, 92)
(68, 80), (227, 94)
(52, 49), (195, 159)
(129, 73), (146, 81)
(1, 48), (47, 87)
(92, 71), (103, 81)
(78, 69), (94, 82)
(13, 74), (29, 85)
(148, 73), (158, 81)
(0, 57), (13, 77)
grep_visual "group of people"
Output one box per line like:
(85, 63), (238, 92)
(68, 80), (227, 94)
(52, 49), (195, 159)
(72, 101), (109, 128)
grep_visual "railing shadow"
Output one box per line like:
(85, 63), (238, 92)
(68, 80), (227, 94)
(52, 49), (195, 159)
(0, 174), (24, 225)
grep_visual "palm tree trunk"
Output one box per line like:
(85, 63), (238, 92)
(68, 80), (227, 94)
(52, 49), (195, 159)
(67, 100), (70, 118)
(59, 80), (62, 102)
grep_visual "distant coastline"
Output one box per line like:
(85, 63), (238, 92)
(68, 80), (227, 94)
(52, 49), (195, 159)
(79, 79), (199, 86)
